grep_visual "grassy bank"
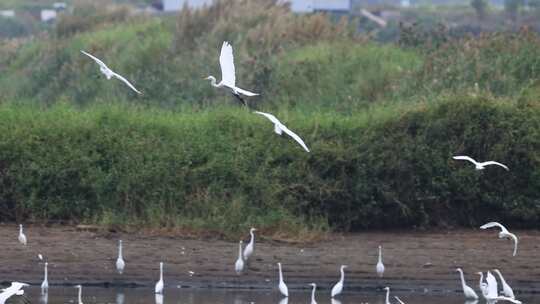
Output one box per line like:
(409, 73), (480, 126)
(0, 96), (538, 236)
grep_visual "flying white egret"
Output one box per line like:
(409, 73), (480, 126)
(243, 228), (257, 261)
(0, 282), (29, 304)
(309, 283), (317, 304)
(394, 296), (406, 304)
(254, 111), (310, 152)
(331, 265), (347, 298)
(480, 222), (518, 256)
(235, 240), (244, 275)
(493, 269), (515, 299)
(277, 262), (288, 297)
(376, 245), (385, 278)
(18, 224), (27, 246)
(80, 50), (142, 95)
(206, 41), (259, 106)
(456, 268), (478, 299)
(155, 262), (164, 294)
(41, 262), (49, 294)
(75, 285), (83, 304)
(452, 156), (509, 171)
(116, 240), (125, 274)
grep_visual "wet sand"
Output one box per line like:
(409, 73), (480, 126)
(1, 225), (539, 294)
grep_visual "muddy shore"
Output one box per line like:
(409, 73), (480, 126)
(1, 225), (539, 294)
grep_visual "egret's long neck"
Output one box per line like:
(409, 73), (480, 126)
(478, 273), (484, 288)
(378, 247), (382, 263)
(496, 271), (506, 285)
(44, 264), (48, 280)
(209, 77), (220, 88)
(249, 230), (255, 244)
(339, 267), (345, 283)
(458, 271), (466, 289)
(278, 264), (283, 282)
(159, 263), (163, 281)
(19, 226), (23, 234)
(78, 287), (82, 304)
(238, 243), (243, 258)
(311, 285), (316, 302)
(385, 289), (390, 304)
(118, 242), (123, 259)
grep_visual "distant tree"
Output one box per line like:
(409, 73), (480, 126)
(505, 0), (525, 21)
(471, 0), (488, 20)
(529, 0), (540, 15)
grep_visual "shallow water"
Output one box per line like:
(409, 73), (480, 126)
(21, 287), (539, 304)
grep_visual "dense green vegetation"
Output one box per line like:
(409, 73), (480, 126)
(0, 0), (539, 235)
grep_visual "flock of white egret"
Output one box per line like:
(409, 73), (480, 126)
(2, 41), (522, 304)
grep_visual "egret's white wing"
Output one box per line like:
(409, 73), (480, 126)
(394, 296), (406, 304)
(493, 296), (522, 304)
(509, 233), (518, 257)
(453, 155), (478, 165)
(480, 161), (509, 171)
(81, 50), (109, 69)
(254, 111), (282, 125)
(112, 72), (142, 94)
(486, 272), (498, 299)
(234, 86), (259, 96)
(219, 41), (236, 87)
(480, 222), (508, 233)
(281, 125), (310, 153)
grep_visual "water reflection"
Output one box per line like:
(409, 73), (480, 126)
(330, 299), (341, 304)
(465, 300), (478, 304)
(116, 293), (124, 304)
(39, 291), (47, 304)
(278, 297), (288, 304)
(155, 293), (163, 304)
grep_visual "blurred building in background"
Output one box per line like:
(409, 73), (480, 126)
(284, 0), (351, 13)
(162, 0), (214, 11)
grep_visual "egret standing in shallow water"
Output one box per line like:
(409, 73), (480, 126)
(456, 268), (478, 300)
(383, 287), (391, 304)
(235, 240), (244, 275)
(452, 156), (509, 171)
(331, 265), (347, 298)
(80, 50), (142, 95)
(493, 269), (515, 299)
(41, 262), (48, 294)
(480, 222), (518, 256)
(116, 240), (125, 274)
(243, 228), (257, 261)
(277, 262), (288, 297)
(18, 224), (27, 246)
(254, 111), (310, 152)
(75, 285), (83, 304)
(309, 283), (317, 304)
(155, 262), (164, 294)
(206, 41), (259, 106)
(376, 245), (385, 278)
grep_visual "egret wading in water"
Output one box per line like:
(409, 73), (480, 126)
(80, 50), (142, 95)
(477, 272), (488, 298)
(480, 222), (518, 256)
(277, 262), (288, 297)
(493, 269), (515, 299)
(75, 285), (83, 304)
(485, 271), (522, 303)
(206, 41), (259, 107)
(254, 111), (310, 152)
(155, 262), (164, 294)
(376, 245), (385, 278)
(41, 262), (48, 294)
(235, 240), (244, 275)
(243, 228), (257, 261)
(18, 224), (27, 246)
(383, 287), (391, 304)
(455, 268), (478, 300)
(309, 283), (317, 304)
(116, 240), (125, 274)
(452, 156), (509, 171)
(0, 282), (29, 304)
(331, 265), (347, 298)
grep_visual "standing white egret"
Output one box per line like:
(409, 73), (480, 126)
(235, 240), (244, 275)
(376, 245), (385, 278)
(254, 111), (310, 152)
(493, 269), (515, 299)
(485, 271), (522, 303)
(18, 224), (27, 246)
(41, 262), (49, 294)
(309, 283), (317, 304)
(155, 262), (164, 294)
(75, 285), (83, 304)
(80, 50), (142, 95)
(480, 222), (518, 256)
(243, 228), (257, 261)
(331, 265), (347, 298)
(452, 156), (509, 171)
(383, 287), (391, 304)
(477, 272), (489, 298)
(456, 268), (478, 299)
(116, 240), (125, 274)
(0, 282), (29, 304)
(277, 262), (288, 297)
(206, 41), (259, 105)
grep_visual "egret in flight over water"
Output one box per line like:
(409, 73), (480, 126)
(480, 222), (518, 256)
(235, 240), (244, 275)
(18, 224), (27, 246)
(331, 265), (347, 298)
(206, 41), (259, 106)
(243, 228), (257, 261)
(116, 240), (125, 274)
(376, 245), (385, 278)
(155, 262), (164, 294)
(452, 156), (509, 171)
(456, 268), (478, 300)
(80, 50), (142, 95)
(277, 262), (288, 297)
(254, 111), (310, 152)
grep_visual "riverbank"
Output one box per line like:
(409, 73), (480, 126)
(1, 225), (539, 295)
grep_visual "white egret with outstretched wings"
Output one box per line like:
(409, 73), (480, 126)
(254, 111), (310, 152)
(81, 50), (142, 94)
(452, 156), (509, 171)
(480, 222), (518, 256)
